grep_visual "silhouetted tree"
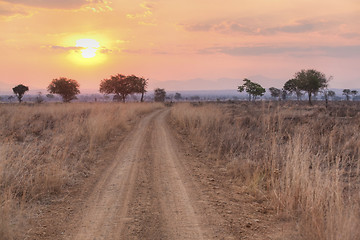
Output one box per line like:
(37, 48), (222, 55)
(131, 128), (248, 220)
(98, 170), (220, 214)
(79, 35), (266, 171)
(351, 90), (358, 101)
(46, 93), (55, 99)
(281, 89), (288, 101)
(8, 96), (15, 102)
(174, 92), (182, 100)
(237, 78), (265, 101)
(12, 84), (29, 103)
(154, 88), (166, 102)
(100, 74), (133, 102)
(321, 76), (334, 108)
(328, 90), (336, 99)
(283, 79), (302, 101)
(343, 89), (351, 101)
(48, 77), (80, 102)
(269, 87), (281, 100)
(294, 69), (328, 105)
(132, 76), (148, 102)
(35, 92), (44, 104)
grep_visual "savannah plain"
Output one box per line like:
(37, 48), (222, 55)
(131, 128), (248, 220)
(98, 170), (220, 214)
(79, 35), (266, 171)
(0, 101), (359, 240)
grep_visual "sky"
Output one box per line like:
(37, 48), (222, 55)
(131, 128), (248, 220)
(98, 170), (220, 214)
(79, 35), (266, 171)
(0, 0), (359, 93)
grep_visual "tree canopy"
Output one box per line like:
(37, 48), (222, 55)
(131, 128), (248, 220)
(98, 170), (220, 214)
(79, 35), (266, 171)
(12, 84), (29, 103)
(237, 78), (265, 101)
(154, 88), (166, 102)
(283, 78), (303, 101)
(269, 87), (281, 100)
(99, 74), (148, 102)
(47, 77), (80, 102)
(174, 92), (182, 100)
(294, 69), (327, 105)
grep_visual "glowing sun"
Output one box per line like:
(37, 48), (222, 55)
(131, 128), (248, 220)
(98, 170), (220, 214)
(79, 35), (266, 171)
(76, 39), (100, 58)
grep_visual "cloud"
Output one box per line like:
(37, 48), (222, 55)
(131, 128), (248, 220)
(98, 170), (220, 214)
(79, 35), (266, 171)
(0, 1), (33, 19)
(126, 1), (157, 25)
(263, 20), (331, 34)
(47, 45), (114, 55)
(49, 45), (83, 51)
(182, 19), (335, 35)
(199, 45), (360, 58)
(0, 0), (112, 11)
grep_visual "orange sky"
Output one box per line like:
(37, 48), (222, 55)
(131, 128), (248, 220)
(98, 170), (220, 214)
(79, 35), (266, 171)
(0, 0), (359, 92)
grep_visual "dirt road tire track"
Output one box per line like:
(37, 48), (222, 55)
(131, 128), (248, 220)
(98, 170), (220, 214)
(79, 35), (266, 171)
(66, 110), (158, 239)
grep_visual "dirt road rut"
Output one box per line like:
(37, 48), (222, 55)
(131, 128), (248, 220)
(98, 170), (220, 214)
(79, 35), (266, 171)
(66, 109), (217, 239)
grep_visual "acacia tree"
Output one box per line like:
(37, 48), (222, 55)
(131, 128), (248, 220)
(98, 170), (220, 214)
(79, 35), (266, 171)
(351, 90), (358, 101)
(154, 88), (166, 102)
(48, 77), (80, 102)
(237, 78), (266, 101)
(100, 74), (133, 102)
(283, 78), (303, 101)
(174, 92), (182, 100)
(12, 84), (29, 103)
(294, 69), (328, 105)
(99, 74), (148, 102)
(343, 89), (351, 101)
(328, 90), (336, 99)
(269, 87), (281, 100)
(132, 76), (148, 102)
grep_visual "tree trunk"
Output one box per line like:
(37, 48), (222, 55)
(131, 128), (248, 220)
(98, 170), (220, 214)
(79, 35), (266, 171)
(308, 92), (312, 105)
(325, 94), (328, 109)
(141, 92), (144, 102)
(122, 94), (126, 103)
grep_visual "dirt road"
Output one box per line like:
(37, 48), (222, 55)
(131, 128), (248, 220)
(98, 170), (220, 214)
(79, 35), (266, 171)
(52, 108), (295, 240)
(63, 109), (209, 239)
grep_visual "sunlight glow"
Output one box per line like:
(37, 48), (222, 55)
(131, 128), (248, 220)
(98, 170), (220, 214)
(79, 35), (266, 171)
(65, 37), (108, 66)
(76, 39), (100, 58)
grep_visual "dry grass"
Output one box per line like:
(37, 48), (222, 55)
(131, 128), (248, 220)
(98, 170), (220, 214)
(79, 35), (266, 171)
(170, 101), (360, 240)
(0, 102), (163, 239)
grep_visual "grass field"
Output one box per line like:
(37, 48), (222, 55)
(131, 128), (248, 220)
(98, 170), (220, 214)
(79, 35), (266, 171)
(1, 101), (359, 239)
(170, 101), (360, 240)
(0, 102), (164, 239)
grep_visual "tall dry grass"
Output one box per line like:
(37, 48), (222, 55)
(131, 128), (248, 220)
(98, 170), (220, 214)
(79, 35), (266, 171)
(170, 102), (360, 240)
(0, 102), (163, 239)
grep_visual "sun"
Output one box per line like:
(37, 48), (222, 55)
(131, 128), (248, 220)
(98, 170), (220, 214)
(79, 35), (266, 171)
(64, 36), (108, 66)
(76, 39), (100, 58)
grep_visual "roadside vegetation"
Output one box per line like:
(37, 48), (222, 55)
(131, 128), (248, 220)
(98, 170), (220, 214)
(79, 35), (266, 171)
(170, 101), (360, 240)
(0, 102), (163, 239)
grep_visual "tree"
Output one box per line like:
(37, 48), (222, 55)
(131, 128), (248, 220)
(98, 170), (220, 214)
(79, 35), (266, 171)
(99, 74), (133, 102)
(237, 78), (266, 101)
(328, 90), (336, 99)
(8, 96), (15, 102)
(351, 90), (358, 101)
(100, 74), (146, 102)
(154, 88), (166, 102)
(132, 76), (148, 102)
(46, 93), (54, 98)
(174, 92), (182, 100)
(12, 84), (29, 103)
(281, 89), (288, 101)
(48, 77), (80, 102)
(343, 89), (351, 101)
(35, 92), (44, 104)
(293, 69), (328, 105)
(269, 87), (281, 100)
(283, 79), (303, 101)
